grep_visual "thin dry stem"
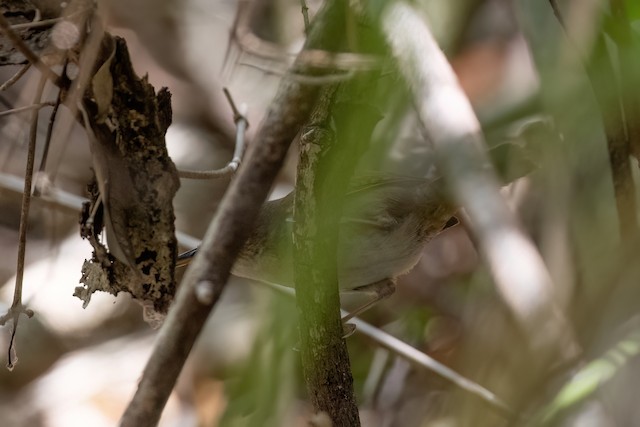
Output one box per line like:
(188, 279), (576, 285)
(0, 74), (47, 370)
(229, 1), (380, 71)
(34, 66), (66, 195)
(177, 89), (248, 180)
(0, 102), (55, 117)
(48, 8), (103, 183)
(238, 61), (356, 84)
(300, 0), (310, 34)
(9, 8), (88, 30)
(0, 64), (30, 91)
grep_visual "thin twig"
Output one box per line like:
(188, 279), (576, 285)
(0, 102), (55, 117)
(300, 0), (310, 34)
(229, 3), (381, 71)
(0, 74), (47, 370)
(238, 61), (356, 84)
(9, 9), (88, 30)
(0, 14), (62, 87)
(257, 280), (516, 417)
(0, 171), (85, 214)
(33, 63), (67, 196)
(222, 87), (242, 120)
(238, 31), (383, 70)
(0, 64), (30, 91)
(177, 89), (248, 180)
(351, 317), (515, 417)
(49, 6), (103, 183)
(9, 17), (59, 30)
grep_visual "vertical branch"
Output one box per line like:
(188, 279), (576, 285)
(293, 13), (385, 423)
(300, 0), (310, 34)
(0, 74), (47, 369)
(35, 61), (67, 181)
(295, 117), (359, 425)
(293, 87), (361, 425)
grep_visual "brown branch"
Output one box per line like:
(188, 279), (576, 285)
(300, 0), (310, 34)
(119, 1), (346, 425)
(293, 83), (365, 425)
(380, 1), (576, 356)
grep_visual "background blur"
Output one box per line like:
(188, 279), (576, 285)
(2, 0), (640, 425)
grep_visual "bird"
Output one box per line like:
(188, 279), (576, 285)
(176, 173), (459, 318)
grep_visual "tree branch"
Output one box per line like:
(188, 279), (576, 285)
(293, 83), (374, 424)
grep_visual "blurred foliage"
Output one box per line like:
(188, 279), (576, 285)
(3, 0), (640, 426)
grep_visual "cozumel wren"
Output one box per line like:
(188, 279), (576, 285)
(177, 118), (544, 317)
(176, 173), (457, 317)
